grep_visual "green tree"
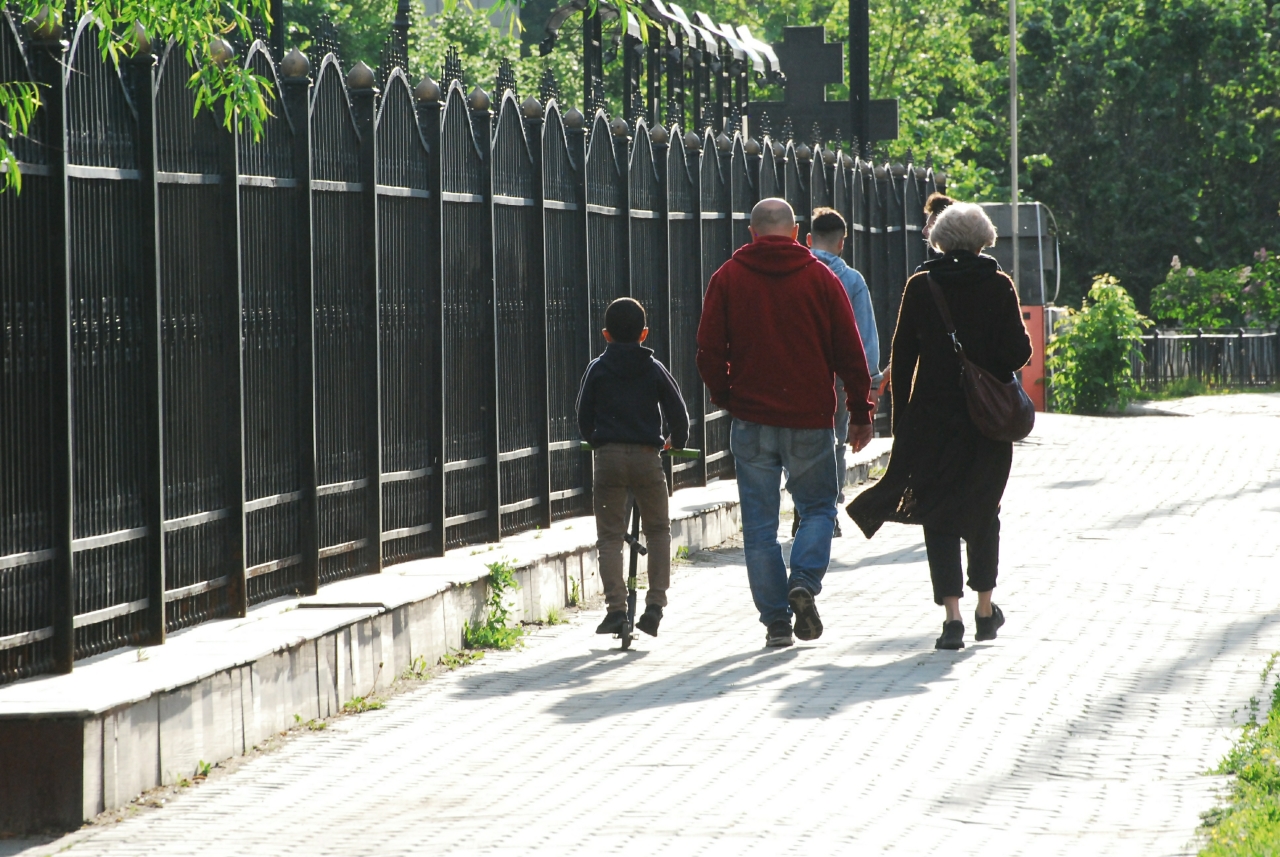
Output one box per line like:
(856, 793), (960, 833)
(1046, 274), (1153, 413)
(2, 0), (276, 191)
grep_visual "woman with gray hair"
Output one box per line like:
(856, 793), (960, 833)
(848, 203), (1032, 650)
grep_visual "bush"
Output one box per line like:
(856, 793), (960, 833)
(1199, 654), (1280, 856)
(1046, 274), (1152, 414)
(1151, 250), (1280, 329)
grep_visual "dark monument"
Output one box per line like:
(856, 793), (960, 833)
(748, 25), (897, 150)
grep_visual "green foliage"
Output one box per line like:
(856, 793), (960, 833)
(342, 695), (384, 713)
(1152, 250), (1280, 330)
(463, 559), (524, 650)
(439, 648), (485, 670)
(4, 0), (275, 193)
(1046, 274), (1152, 414)
(1200, 654), (1280, 855)
(1153, 259), (1252, 329)
(567, 575), (581, 608)
(284, 0), (396, 67)
(1009, 0), (1280, 309)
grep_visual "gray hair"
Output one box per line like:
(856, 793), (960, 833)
(928, 202), (996, 254)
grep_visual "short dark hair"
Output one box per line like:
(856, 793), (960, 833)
(924, 192), (954, 217)
(605, 297), (646, 343)
(810, 207), (846, 241)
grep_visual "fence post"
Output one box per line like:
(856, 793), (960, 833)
(472, 87), (501, 544)
(565, 107), (592, 511)
(1238, 327), (1247, 386)
(414, 76), (446, 557)
(523, 95), (553, 531)
(348, 64), (384, 573)
(1150, 327), (1160, 393)
(125, 42), (167, 646)
(281, 56), (320, 595)
(1195, 327), (1204, 387)
(217, 102), (248, 617)
(32, 27), (74, 672)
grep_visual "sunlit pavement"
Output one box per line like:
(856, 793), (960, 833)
(18, 395), (1280, 857)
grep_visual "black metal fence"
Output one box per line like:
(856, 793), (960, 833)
(0, 11), (943, 682)
(1133, 329), (1280, 390)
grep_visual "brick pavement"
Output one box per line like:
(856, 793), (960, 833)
(15, 395), (1280, 856)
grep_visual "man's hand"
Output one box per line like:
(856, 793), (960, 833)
(848, 423), (874, 454)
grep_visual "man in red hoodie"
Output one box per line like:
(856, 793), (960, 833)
(697, 198), (874, 648)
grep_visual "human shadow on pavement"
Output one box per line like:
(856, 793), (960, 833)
(453, 642), (976, 724)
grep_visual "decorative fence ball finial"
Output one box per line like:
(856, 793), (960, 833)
(715, 132), (732, 152)
(609, 116), (630, 137)
(208, 38), (236, 69)
(520, 95), (544, 120)
(744, 137), (762, 157)
(25, 4), (60, 40)
(281, 48), (311, 79)
(346, 61), (376, 91)
(822, 148), (837, 166)
(414, 76), (442, 103)
(564, 107), (585, 129)
(683, 130), (701, 151)
(129, 21), (152, 57)
(650, 123), (669, 145)
(468, 85), (490, 112)
(795, 142), (812, 161)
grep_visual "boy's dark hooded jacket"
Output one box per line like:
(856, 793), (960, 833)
(696, 234), (874, 429)
(576, 342), (690, 449)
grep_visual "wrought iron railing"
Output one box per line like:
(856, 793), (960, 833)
(1132, 329), (1280, 390)
(0, 10), (943, 681)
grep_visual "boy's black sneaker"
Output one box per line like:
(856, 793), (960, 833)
(788, 585), (823, 641)
(935, 620), (965, 650)
(766, 620), (794, 648)
(596, 611), (629, 635)
(974, 604), (1005, 641)
(636, 606), (662, 637)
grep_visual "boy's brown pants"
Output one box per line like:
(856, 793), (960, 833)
(592, 444), (670, 613)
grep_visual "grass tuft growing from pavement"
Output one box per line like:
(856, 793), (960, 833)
(1200, 653), (1280, 855)
(463, 560), (524, 650)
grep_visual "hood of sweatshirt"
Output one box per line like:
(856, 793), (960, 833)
(730, 235), (819, 277)
(598, 341), (655, 379)
(811, 247), (851, 278)
(921, 250), (1001, 287)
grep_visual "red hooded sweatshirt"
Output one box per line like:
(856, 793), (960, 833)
(696, 235), (874, 429)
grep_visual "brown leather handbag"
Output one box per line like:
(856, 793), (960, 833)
(926, 276), (1035, 443)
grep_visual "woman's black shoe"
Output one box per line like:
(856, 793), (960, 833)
(974, 604), (1005, 641)
(935, 620), (965, 650)
(636, 606), (662, 637)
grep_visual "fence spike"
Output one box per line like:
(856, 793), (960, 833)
(308, 14), (342, 70)
(780, 116), (794, 143)
(495, 57), (517, 98)
(539, 67), (560, 104)
(443, 45), (463, 85)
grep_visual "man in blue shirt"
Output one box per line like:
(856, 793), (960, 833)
(806, 207), (881, 536)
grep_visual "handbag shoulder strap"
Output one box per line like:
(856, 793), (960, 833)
(925, 275), (966, 357)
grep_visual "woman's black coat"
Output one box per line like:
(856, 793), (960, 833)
(848, 251), (1033, 540)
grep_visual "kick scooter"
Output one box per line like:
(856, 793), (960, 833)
(581, 443), (700, 650)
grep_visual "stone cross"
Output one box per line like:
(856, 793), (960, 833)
(748, 25), (897, 145)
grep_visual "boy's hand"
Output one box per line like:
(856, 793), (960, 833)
(663, 437), (672, 450)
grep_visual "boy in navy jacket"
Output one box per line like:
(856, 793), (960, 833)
(576, 298), (689, 637)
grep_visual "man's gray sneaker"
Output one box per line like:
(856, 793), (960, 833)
(788, 585), (823, 641)
(765, 620), (794, 648)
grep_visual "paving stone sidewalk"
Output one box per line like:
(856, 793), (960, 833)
(15, 396), (1280, 857)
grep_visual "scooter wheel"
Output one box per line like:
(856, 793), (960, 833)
(620, 634), (632, 651)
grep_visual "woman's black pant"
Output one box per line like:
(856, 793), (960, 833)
(923, 512), (1000, 606)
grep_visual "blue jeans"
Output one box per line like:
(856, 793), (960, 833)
(730, 418), (840, 626)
